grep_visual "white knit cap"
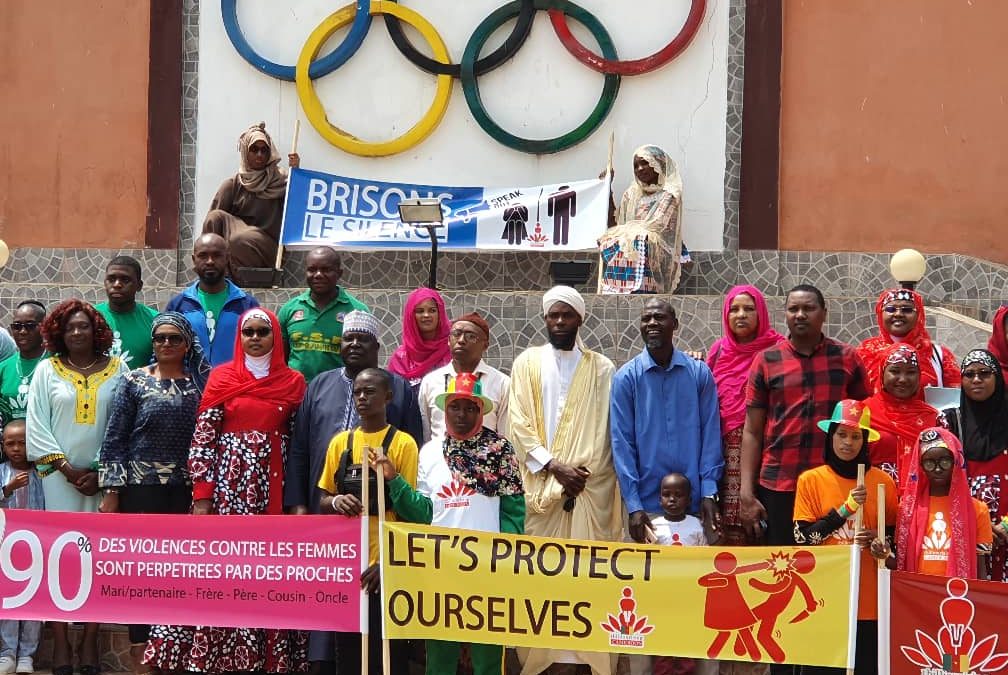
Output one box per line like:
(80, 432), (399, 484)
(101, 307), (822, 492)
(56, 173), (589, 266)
(342, 310), (382, 343)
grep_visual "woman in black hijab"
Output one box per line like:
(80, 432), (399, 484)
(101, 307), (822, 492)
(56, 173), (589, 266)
(949, 349), (1008, 580)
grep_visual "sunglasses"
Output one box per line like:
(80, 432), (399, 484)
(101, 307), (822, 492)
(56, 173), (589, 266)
(921, 457), (954, 471)
(241, 327), (272, 338)
(152, 334), (185, 346)
(962, 369), (995, 381)
(882, 305), (916, 315)
(10, 322), (38, 332)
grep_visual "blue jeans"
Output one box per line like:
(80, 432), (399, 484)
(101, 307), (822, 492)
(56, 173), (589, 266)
(0, 619), (41, 658)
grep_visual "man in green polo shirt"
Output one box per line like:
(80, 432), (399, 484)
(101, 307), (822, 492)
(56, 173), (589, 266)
(96, 256), (159, 368)
(278, 247), (367, 382)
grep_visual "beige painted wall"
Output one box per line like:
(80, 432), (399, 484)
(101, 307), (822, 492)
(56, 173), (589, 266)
(779, 1), (1008, 264)
(0, 1), (150, 248)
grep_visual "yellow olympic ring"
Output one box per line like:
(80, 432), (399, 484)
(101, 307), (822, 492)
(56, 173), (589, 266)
(295, 1), (454, 157)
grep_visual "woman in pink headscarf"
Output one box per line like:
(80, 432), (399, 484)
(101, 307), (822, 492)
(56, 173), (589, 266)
(707, 286), (785, 548)
(388, 288), (451, 390)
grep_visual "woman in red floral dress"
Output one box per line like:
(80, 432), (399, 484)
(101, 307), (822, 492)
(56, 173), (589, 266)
(145, 308), (307, 674)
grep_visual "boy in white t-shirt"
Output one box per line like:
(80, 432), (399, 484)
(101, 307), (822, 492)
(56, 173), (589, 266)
(650, 472), (707, 547)
(651, 473), (707, 675)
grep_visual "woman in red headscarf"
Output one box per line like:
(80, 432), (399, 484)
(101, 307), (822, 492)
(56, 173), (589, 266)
(387, 287), (451, 390)
(857, 288), (960, 395)
(145, 308), (307, 675)
(706, 285), (784, 547)
(862, 344), (945, 491)
(988, 305), (1008, 382)
(895, 427), (992, 579)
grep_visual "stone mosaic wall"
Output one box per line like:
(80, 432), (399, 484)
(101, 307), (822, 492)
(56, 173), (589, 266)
(0, 285), (991, 375)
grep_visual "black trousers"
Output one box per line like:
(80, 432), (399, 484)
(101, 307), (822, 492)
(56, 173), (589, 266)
(334, 589), (408, 675)
(757, 486), (797, 546)
(758, 486), (797, 675)
(800, 620), (877, 675)
(118, 484), (191, 644)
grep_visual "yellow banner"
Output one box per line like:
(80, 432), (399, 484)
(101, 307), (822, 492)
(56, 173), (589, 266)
(381, 523), (856, 668)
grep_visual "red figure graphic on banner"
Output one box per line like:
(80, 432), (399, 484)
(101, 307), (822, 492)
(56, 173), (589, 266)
(697, 552), (766, 661)
(547, 185), (577, 245)
(599, 587), (655, 648)
(747, 551), (819, 663)
(900, 577), (1008, 673)
(939, 578), (976, 669)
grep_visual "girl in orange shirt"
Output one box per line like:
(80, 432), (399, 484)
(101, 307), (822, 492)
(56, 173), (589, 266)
(793, 399), (897, 675)
(893, 427), (992, 579)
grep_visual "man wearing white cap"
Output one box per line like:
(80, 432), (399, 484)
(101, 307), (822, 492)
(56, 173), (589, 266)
(509, 286), (620, 675)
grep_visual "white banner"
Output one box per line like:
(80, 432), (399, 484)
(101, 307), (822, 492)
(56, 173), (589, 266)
(281, 167), (610, 251)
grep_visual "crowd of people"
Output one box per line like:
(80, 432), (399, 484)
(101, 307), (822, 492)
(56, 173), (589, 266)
(0, 133), (1006, 675)
(0, 231), (1004, 675)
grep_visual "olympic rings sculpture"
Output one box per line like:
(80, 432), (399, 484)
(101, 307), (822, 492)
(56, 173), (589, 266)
(221, 0), (706, 157)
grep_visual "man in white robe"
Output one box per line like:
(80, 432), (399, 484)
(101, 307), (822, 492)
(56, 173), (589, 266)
(509, 286), (620, 675)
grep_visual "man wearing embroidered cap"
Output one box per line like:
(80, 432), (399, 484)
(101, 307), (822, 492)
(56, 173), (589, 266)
(793, 399), (896, 675)
(372, 372), (524, 674)
(283, 310), (421, 675)
(509, 286), (619, 675)
(418, 311), (510, 442)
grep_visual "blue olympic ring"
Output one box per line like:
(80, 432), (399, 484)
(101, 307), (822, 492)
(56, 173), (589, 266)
(220, 0), (372, 81)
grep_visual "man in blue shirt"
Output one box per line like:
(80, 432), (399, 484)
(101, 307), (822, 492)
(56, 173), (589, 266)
(164, 233), (260, 365)
(611, 298), (724, 545)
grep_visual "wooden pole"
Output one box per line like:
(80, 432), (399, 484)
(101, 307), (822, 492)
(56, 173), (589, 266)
(877, 483), (887, 569)
(847, 464), (865, 675)
(597, 131), (615, 293)
(854, 464), (866, 531)
(375, 451), (391, 675)
(360, 447), (370, 675)
(273, 118), (301, 273)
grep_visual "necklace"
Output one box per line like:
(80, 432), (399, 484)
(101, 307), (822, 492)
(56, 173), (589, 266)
(15, 353), (46, 395)
(66, 355), (99, 371)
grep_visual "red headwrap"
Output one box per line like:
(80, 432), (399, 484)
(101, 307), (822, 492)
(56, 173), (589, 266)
(199, 308), (306, 412)
(857, 289), (952, 396)
(987, 305), (1008, 383)
(387, 287), (451, 382)
(862, 344), (942, 490)
(896, 427), (978, 578)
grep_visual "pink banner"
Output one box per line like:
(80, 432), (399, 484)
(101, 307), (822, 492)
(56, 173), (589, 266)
(0, 509), (363, 631)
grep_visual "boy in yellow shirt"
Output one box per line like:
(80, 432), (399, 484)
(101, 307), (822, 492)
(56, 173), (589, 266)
(318, 367), (418, 675)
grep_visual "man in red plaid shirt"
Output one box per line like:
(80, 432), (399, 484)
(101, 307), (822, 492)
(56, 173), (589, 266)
(738, 284), (869, 549)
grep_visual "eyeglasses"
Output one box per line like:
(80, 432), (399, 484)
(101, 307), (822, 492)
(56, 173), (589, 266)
(241, 327), (272, 338)
(449, 329), (482, 342)
(10, 322), (38, 332)
(882, 305), (916, 315)
(962, 369), (995, 381)
(921, 457), (954, 471)
(152, 334), (185, 346)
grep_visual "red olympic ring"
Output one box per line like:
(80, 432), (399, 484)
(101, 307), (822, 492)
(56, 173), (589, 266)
(548, 0), (706, 76)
